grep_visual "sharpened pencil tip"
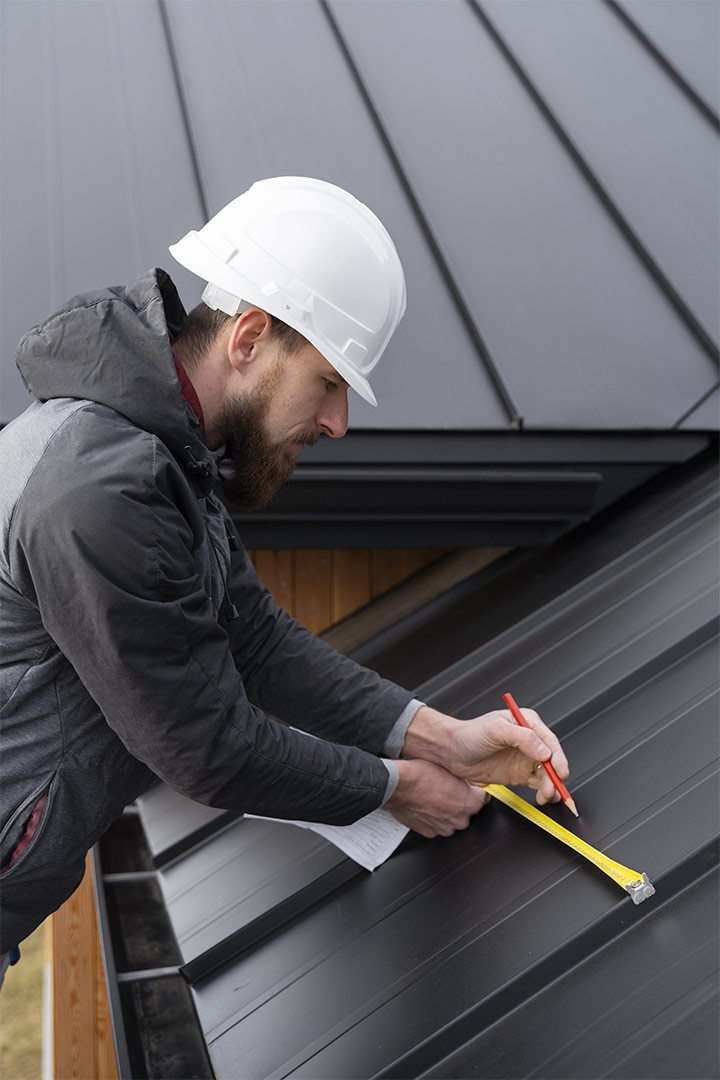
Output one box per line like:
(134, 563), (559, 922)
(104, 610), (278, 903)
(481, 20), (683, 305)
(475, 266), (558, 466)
(565, 797), (579, 817)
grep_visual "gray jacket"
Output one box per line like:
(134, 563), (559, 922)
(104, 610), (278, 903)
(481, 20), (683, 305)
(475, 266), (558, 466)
(0, 270), (414, 950)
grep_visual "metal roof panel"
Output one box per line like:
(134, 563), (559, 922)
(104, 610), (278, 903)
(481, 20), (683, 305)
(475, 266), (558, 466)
(0, 0), (204, 424)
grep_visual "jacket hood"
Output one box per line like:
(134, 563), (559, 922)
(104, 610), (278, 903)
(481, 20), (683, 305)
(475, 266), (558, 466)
(14, 269), (211, 474)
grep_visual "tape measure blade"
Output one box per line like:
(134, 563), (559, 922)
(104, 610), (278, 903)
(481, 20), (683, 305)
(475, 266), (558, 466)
(482, 784), (643, 891)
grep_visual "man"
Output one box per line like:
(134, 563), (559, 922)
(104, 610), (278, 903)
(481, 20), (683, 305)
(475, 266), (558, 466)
(0, 177), (569, 975)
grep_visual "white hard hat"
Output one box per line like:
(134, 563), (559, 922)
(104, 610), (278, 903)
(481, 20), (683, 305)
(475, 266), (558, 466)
(169, 176), (407, 406)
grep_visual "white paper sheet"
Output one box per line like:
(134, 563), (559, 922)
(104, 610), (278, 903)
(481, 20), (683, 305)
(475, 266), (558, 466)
(246, 726), (410, 870)
(247, 807), (409, 871)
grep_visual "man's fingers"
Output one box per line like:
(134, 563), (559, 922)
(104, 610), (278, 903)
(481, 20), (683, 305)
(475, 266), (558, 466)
(447, 783), (489, 832)
(442, 780), (489, 833)
(386, 759), (492, 838)
(468, 783), (490, 811)
(499, 718), (551, 762)
(500, 709), (570, 778)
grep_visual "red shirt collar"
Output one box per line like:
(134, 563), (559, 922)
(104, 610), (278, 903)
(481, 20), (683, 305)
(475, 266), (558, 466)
(172, 353), (205, 435)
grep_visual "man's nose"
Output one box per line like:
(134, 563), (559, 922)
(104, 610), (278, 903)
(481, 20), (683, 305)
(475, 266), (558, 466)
(316, 387), (349, 439)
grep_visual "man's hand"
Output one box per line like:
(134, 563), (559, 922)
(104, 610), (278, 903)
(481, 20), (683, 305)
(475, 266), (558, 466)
(384, 758), (489, 837)
(403, 705), (570, 807)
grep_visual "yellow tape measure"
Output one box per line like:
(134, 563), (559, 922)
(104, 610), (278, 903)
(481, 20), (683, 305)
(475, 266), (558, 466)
(481, 784), (655, 904)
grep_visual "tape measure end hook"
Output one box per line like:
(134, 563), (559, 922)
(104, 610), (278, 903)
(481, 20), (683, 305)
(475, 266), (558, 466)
(625, 872), (656, 905)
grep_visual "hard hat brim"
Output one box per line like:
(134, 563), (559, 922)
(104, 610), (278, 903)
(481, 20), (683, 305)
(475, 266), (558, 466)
(169, 233), (378, 407)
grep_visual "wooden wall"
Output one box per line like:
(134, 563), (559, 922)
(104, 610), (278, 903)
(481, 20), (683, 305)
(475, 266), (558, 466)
(49, 546), (451, 1078)
(249, 548), (452, 634)
(49, 856), (118, 1080)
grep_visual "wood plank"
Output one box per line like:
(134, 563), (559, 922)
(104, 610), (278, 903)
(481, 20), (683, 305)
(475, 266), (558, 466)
(51, 858), (97, 1079)
(294, 550), (333, 633)
(51, 855), (117, 1080)
(324, 547), (509, 656)
(331, 550), (372, 625)
(405, 547), (453, 577)
(251, 547), (459, 630)
(370, 550), (411, 597)
(252, 550), (295, 613)
(370, 549), (448, 597)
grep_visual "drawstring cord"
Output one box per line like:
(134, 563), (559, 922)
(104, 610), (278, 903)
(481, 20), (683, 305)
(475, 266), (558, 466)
(207, 513), (239, 622)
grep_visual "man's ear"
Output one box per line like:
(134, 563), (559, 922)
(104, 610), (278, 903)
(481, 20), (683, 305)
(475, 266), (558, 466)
(226, 308), (273, 373)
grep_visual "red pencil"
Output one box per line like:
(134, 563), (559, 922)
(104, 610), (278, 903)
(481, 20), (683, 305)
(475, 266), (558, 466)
(503, 692), (579, 817)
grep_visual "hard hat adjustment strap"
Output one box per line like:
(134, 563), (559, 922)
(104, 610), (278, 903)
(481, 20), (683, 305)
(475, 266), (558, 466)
(201, 283), (254, 317)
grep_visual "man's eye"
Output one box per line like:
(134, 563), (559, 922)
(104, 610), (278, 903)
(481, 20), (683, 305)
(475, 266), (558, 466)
(323, 379), (337, 392)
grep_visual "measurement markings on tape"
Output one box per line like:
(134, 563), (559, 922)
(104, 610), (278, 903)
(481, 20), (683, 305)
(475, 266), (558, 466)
(480, 784), (655, 904)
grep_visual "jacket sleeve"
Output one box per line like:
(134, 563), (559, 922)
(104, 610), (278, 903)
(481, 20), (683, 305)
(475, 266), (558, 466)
(221, 533), (416, 755)
(9, 414), (393, 825)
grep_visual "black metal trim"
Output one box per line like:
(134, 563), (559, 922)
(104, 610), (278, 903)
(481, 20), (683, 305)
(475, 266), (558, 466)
(222, 431), (711, 549)
(116, 966), (181, 984)
(90, 845), (134, 1080)
(226, 517), (584, 550)
(180, 858), (362, 985)
(285, 431), (711, 466)
(150, 809), (243, 870)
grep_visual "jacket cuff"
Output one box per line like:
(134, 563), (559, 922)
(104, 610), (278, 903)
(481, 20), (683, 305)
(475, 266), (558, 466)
(381, 698), (425, 759)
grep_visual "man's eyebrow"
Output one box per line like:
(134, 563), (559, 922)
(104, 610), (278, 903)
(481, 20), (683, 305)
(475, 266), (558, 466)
(326, 368), (349, 386)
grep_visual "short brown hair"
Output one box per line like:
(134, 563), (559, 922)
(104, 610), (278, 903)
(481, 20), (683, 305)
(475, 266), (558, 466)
(173, 302), (306, 369)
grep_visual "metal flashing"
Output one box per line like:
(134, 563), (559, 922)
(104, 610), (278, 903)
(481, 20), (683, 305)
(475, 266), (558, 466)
(231, 432), (710, 549)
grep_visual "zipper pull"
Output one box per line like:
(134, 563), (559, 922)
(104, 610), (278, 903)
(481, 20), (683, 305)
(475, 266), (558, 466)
(183, 446), (212, 478)
(224, 520), (241, 550)
(221, 592), (239, 621)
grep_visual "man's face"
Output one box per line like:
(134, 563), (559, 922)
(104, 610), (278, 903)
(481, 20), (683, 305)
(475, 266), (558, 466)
(220, 338), (349, 510)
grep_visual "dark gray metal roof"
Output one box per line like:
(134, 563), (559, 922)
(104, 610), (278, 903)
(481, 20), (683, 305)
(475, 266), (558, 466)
(94, 450), (719, 1079)
(2, 0), (717, 432)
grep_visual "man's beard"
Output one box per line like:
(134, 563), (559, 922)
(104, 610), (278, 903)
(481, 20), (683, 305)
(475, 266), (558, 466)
(219, 373), (317, 511)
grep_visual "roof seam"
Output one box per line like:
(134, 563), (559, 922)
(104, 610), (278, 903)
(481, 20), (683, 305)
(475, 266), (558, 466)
(157, 0), (210, 221)
(672, 380), (720, 430)
(602, 0), (720, 131)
